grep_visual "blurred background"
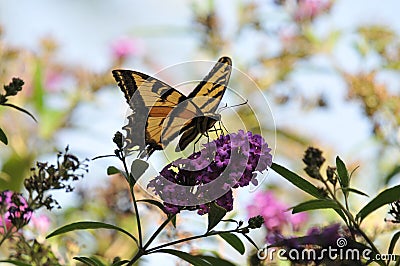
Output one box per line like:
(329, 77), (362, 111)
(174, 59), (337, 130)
(0, 0), (399, 265)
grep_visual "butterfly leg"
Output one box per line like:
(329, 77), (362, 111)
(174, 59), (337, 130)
(208, 122), (225, 137)
(219, 120), (229, 135)
(137, 150), (145, 159)
(192, 133), (204, 154)
(202, 131), (216, 158)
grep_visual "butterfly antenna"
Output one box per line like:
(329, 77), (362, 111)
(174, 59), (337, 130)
(217, 103), (229, 113)
(218, 99), (249, 113)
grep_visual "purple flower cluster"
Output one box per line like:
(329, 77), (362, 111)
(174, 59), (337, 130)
(0, 190), (32, 232)
(148, 130), (272, 215)
(247, 191), (309, 243)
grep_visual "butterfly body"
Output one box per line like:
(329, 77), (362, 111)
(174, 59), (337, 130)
(112, 56), (232, 157)
(177, 114), (220, 152)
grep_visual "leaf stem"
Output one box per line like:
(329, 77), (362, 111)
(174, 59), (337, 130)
(143, 214), (176, 250)
(322, 179), (382, 258)
(0, 224), (14, 247)
(146, 227), (246, 254)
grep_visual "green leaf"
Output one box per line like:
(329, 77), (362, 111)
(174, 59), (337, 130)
(221, 219), (239, 224)
(154, 249), (211, 266)
(219, 232), (245, 255)
(0, 260), (31, 266)
(107, 166), (121, 175)
(385, 165), (400, 184)
(396, 256), (400, 266)
(272, 163), (352, 223)
(334, 209), (348, 224)
(341, 187), (369, 197)
(111, 260), (129, 266)
(291, 199), (340, 214)
(271, 163), (325, 199)
(336, 156), (349, 190)
(73, 257), (92, 265)
(138, 198), (176, 226)
(87, 256), (106, 266)
(389, 231), (400, 255)
(0, 127), (8, 145)
(207, 202), (227, 232)
(170, 214), (177, 228)
(356, 185), (400, 222)
(137, 199), (165, 211)
(46, 221), (138, 244)
(74, 256), (107, 266)
(130, 159), (149, 183)
(196, 255), (236, 266)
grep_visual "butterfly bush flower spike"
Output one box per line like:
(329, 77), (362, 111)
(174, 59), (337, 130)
(247, 191), (308, 243)
(111, 37), (142, 60)
(148, 130), (273, 215)
(0, 190), (32, 233)
(294, 0), (332, 22)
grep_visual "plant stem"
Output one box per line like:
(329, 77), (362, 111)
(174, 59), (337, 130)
(143, 214), (176, 250)
(127, 215), (176, 264)
(127, 248), (145, 266)
(323, 179), (382, 258)
(122, 156), (143, 249)
(0, 234), (8, 247)
(146, 228), (241, 254)
(242, 233), (259, 249)
(0, 226), (13, 247)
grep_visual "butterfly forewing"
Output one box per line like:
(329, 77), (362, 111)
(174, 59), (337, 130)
(175, 57), (232, 151)
(188, 56), (232, 113)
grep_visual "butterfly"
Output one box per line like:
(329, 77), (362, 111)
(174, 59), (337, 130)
(112, 56), (232, 158)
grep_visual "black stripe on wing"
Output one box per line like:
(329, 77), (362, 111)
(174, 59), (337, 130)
(187, 57), (232, 114)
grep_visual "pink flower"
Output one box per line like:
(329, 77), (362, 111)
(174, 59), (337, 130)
(247, 191), (308, 243)
(294, 0), (332, 22)
(0, 190), (32, 233)
(30, 214), (51, 235)
(44, 70), (63, 91)
(291, 212), (309, 231)
(111, 37), (141, 59)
